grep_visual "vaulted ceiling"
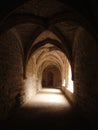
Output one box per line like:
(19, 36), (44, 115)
(0, 0), (98, 74)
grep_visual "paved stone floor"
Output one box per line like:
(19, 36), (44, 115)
(0, 88), (95, 130)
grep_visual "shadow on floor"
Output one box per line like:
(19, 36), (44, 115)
(0, 88), (96, 130)
(0, 107), (95, 130)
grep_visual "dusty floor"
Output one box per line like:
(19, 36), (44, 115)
(0, 88), (95, 130)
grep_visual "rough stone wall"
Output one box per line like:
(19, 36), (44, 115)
(0, 30), (23, 119)
(73, 27), (98, 126)
(24, 56), (39, 103)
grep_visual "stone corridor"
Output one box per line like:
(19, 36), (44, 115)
(0, 0), (98, 130)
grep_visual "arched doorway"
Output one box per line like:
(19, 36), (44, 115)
(47, 71), (54, 87)
(42, 65), (62, 88)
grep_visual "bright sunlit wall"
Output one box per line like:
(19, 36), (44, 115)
(67, 65), (74, 93)
(62, 62), (74, 93)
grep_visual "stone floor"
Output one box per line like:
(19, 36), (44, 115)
(0, 88), (95, 130)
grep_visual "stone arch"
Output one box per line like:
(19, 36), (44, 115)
(42, 65), (62, 88)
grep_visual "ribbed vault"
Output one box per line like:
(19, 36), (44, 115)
(0, 0), (98, 126)
(0, 0), (97, 80)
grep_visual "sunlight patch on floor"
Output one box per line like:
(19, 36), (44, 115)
(24, 88), (71, 109)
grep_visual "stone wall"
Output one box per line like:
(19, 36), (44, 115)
(62, 61), (75, 104)
(0, 30), (23, 119)
(73, 27), (98, 126)
(24, 55), (39, 103)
